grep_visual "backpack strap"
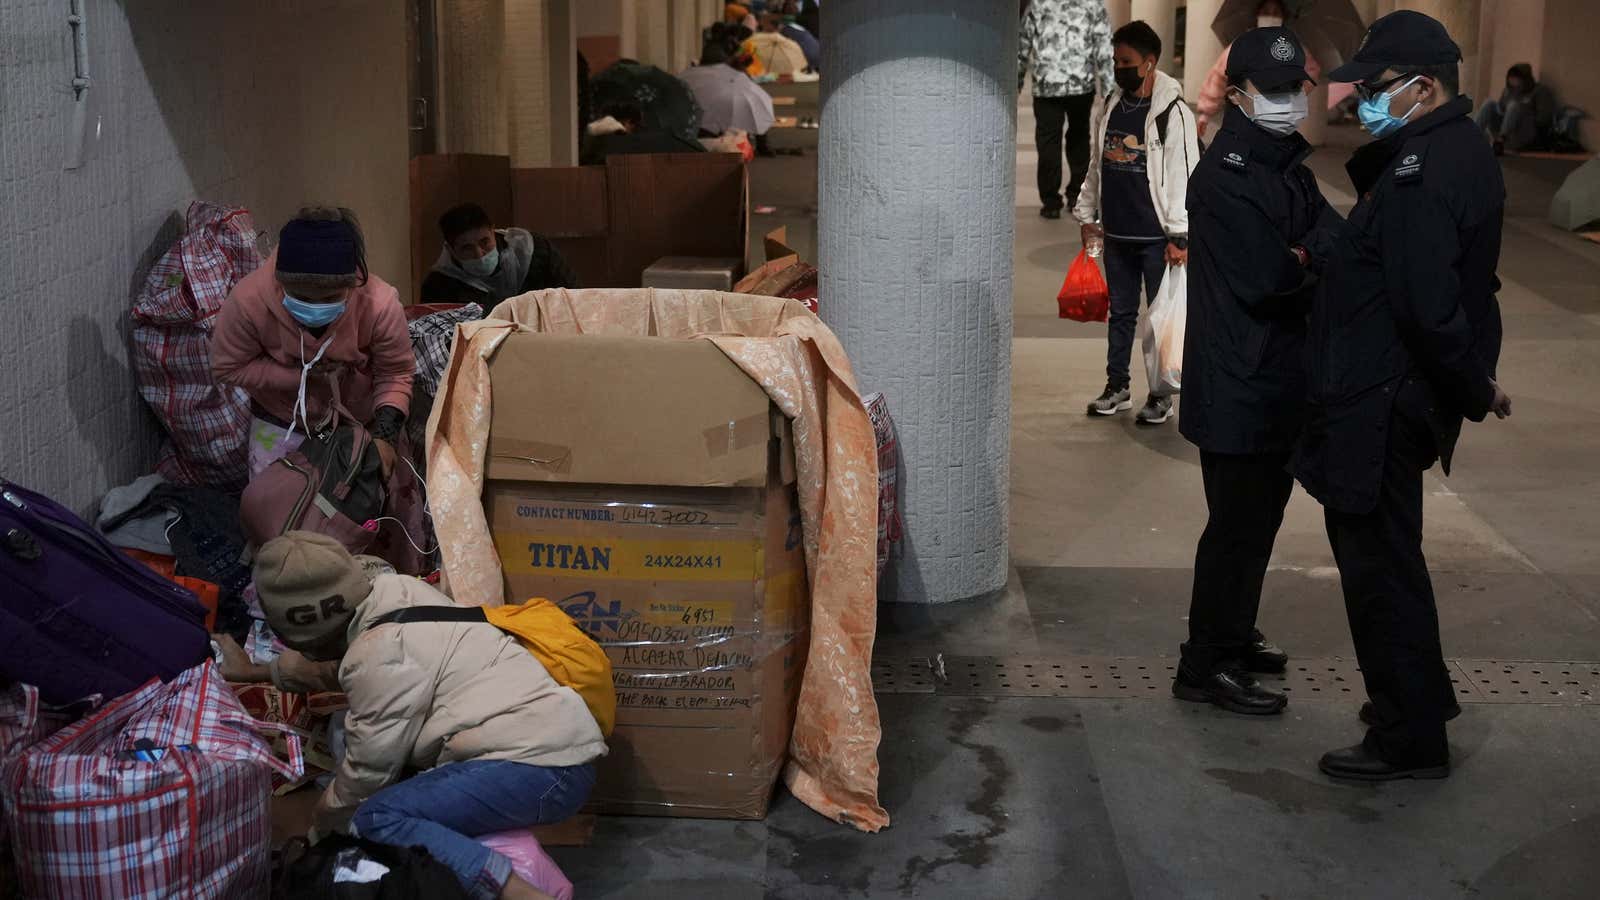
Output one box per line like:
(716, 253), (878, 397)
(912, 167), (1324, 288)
(1154, 96), (1185, 148)
(368, 605), (490, 629)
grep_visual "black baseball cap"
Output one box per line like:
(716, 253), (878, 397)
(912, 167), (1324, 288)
(1226, 26), (1313, 93)
(1328, 10), (1462, 84)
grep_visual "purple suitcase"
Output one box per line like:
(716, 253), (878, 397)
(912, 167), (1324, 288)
(0, 480), (210, 705)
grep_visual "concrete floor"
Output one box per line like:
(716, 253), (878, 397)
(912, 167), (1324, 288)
(549, 92), (1600, 898)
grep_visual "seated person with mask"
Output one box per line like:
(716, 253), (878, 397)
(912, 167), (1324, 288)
(420, 203), (579, 306)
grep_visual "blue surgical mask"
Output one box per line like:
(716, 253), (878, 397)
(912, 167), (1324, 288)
(460, 246), (500, 278)
(1357, 75), (1422, 138)
(282, 294), (347, 327)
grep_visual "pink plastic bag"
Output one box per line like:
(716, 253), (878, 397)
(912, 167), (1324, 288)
(478, 830), (574, 900)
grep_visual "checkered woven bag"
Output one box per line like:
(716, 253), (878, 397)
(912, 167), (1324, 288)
(2, 661), (302, 899)
(131, 202), (261, 489)
(862, 393), (903, 575)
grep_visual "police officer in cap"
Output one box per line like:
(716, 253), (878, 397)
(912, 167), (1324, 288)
(1295, 10), (1512, 781)
(1173, 26), (1342, 716)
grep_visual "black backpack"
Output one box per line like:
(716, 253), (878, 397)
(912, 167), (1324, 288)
(272, 834), (471, 900)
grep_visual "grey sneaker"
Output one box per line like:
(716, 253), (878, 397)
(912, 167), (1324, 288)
(1087, 385), (1133, 416)
(1136, 394), (1174, 425)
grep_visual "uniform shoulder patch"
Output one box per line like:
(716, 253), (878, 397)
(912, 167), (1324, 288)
(1393, 147), (1426, 182)
(1221, 146), (1250, 172)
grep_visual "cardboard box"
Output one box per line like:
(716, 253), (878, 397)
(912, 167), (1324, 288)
(482, 334), (808, 819)
(641, 257), (744, 292)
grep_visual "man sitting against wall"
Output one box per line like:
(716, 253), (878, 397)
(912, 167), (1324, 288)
(420, 203), (579, 306)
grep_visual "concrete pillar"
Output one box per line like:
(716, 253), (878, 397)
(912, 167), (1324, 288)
(634, 0), (671, 70)
(506, 0), (552, 167)
(1184, 0), (1227, 102)
(1106, 0), (1134, 30)
(669, 0), (703, 71)
(548, 0), (580, 165)
(818, 0), (1016, 604)
(1132, 0), (1179, 75)
(619, 0), (639, 60)
(1350, 0), (1382, 23)
(1401, 0), (1481, 101)
(438, 0), (510, 154)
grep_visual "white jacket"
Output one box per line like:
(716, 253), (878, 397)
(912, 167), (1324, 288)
(1073, 70), (1201, 239)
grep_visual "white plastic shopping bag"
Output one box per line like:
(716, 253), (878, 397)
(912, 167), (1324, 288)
(1140, 263), (1187, 396)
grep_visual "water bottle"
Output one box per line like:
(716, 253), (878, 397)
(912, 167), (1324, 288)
(1086, 233), (1104, 259)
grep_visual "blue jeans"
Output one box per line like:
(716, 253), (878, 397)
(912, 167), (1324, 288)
(352, 760), (595, 899)
(1102, 238), (1168, 391)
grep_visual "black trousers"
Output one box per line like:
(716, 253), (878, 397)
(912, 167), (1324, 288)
(1182, 450), (1295, 675)
(1033, 92), (1095, 211)
(1324, 385), (1454, 765)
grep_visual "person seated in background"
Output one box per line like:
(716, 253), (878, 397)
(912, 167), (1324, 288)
(256, 532), (607, 900)
(581, 100), (707, 165)
(757, 12), (815, 75)
(777, 3), (822, 73)
(1476, 63), (1555, 155)
(682, 30), (778, 155)
(213, 207), (412, 482)
(420, 203), (579, 306)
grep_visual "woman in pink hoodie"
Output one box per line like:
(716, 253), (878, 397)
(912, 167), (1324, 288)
(213, 207), (424, 571)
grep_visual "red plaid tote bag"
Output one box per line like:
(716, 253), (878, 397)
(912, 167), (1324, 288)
(2, 661), (302, 899)
(132, 201), (262, 488)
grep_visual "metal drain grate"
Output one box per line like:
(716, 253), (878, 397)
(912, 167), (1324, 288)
(1455, 659), (1600, 704)
(871, 655), (1600, 706)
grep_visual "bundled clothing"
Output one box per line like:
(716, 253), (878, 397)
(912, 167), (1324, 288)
(420, 228), (579, 306)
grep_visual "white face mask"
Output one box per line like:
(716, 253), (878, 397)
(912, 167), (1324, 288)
(1257, 15), (1285, 28)
(1234, 87), (1309, 136)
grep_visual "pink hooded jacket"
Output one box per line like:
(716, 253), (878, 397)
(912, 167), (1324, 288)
(212, 252), (413, 427)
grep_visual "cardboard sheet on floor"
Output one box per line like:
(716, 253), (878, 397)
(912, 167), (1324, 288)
(425, 289), (887, 832)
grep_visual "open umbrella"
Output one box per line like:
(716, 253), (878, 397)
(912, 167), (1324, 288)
(1550, 157), (1600, 232)
(1211, 0), (1368, 73)
(590, 61), (704, 142)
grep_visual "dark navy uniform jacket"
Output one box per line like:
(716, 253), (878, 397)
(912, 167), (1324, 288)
(1293, 96), (1505, 514)
(1180, 105), (1341, 456)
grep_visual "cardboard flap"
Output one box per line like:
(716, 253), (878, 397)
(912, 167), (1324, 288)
(486, 334), (778, 487)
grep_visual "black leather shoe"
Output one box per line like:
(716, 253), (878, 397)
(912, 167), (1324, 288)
(1359, 701), (1463, 727)
(1172, 666), (1288, 716)
(1040, 206), (1063, 219)
(1240, 630), (1288, 673)
(1319, 743), (1450, 781)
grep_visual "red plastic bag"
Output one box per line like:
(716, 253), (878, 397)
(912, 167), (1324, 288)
(1057, 250), (1109, 322)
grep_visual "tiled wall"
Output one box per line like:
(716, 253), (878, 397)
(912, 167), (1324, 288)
(0, 0), (408, 513)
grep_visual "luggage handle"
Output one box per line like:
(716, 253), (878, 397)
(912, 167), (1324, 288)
(221, 713), (305, 781)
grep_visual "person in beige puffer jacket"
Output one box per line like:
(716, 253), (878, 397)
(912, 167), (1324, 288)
(254, 532), (607, 900)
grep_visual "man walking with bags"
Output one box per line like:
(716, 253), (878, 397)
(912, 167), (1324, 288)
(1174, 26), (1342, 714)
(1019, 0), (1115, 219)
(1295, 11), (1512, 780)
